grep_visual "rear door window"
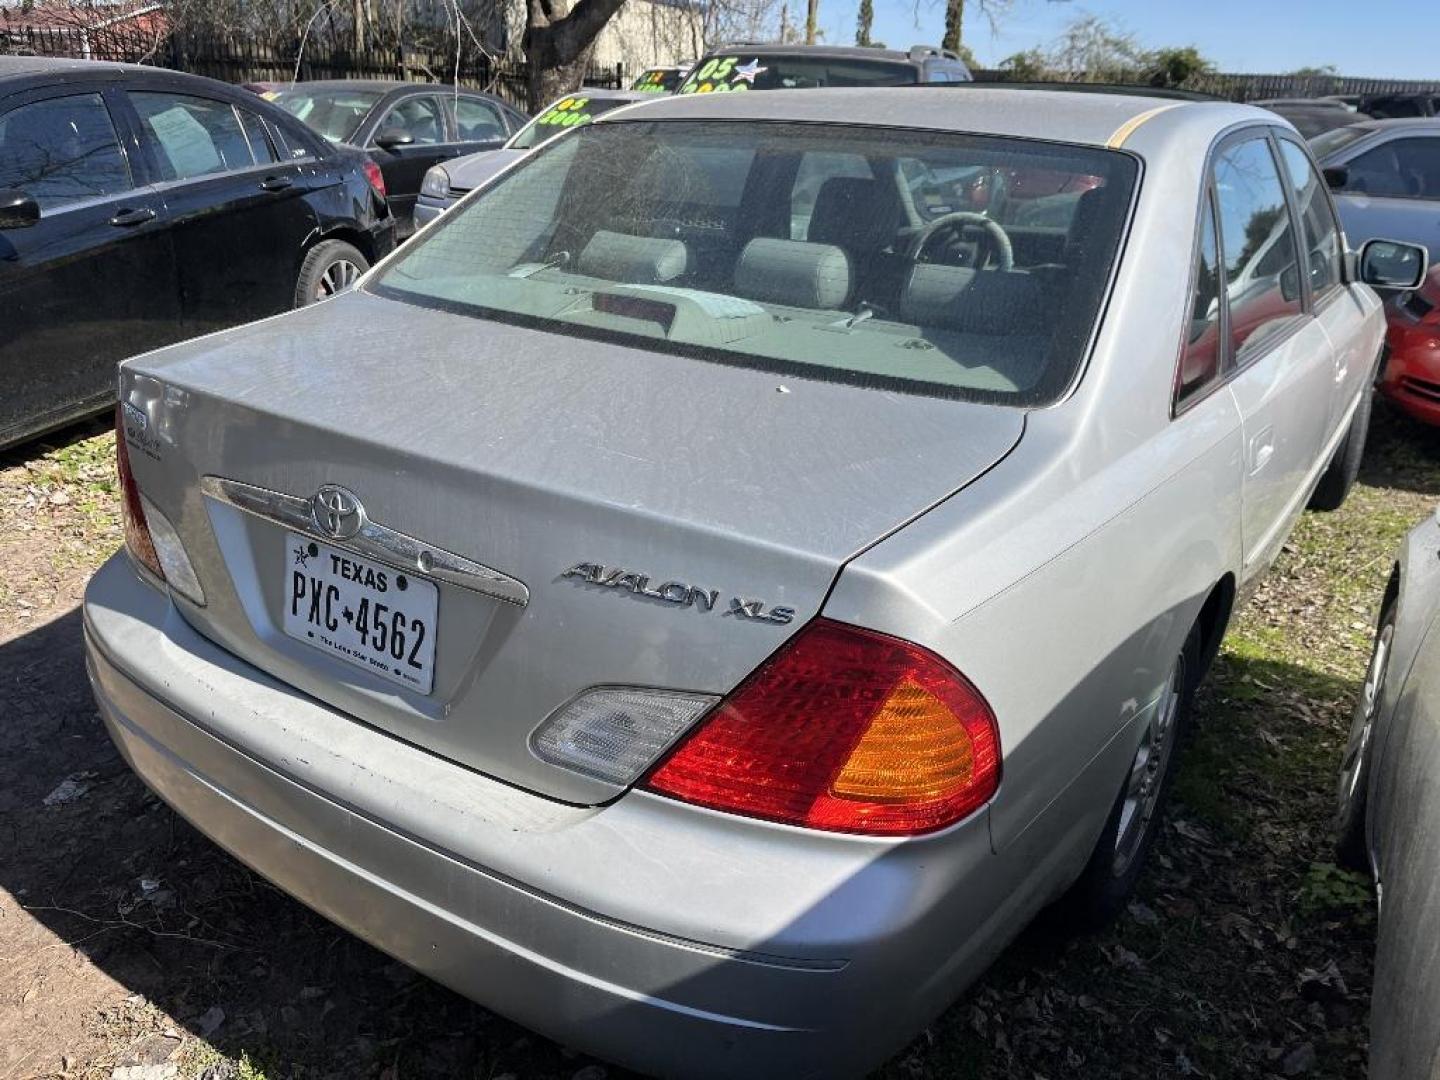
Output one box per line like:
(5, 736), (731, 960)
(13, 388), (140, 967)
(1277, 137), (1342, 298)
(129, 92), (255, 180)
(237, 108), (278, 164)
(1175, 194), (1223, 409)
(1212, 136), (1304, 362)
(375, 96), (444, 146)
(0, 93), (132, 207)
(1345, 136), (1440, 199)
(455, 97), (507, 142)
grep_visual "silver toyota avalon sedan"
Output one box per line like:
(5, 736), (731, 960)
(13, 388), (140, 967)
(84, 87), (1426, 1077)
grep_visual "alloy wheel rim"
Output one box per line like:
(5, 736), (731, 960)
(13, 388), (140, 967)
(315, 259), (362, 300)
(1341, 621), (1391, 808)
(1113, 652), (1186, 876)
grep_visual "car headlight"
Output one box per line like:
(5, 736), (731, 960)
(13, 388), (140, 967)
(420, 166), (451, 199)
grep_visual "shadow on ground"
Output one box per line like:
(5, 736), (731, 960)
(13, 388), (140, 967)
(0, 592), (1374, 1079)
(1363, 401), (1440, 498)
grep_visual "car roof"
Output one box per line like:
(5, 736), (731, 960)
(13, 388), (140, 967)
(0, 55), (135, 78)
(269, 79), (503, 97)
(1349, 117), (1440, 132)
(706, 43), (950, 64)
(596, 86), (1270, 150)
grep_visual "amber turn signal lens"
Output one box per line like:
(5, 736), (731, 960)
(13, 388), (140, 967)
(643, 619), (1000, 836)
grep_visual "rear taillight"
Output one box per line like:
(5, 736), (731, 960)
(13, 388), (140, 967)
(116, 406), (162, 580)
(643, 619), (1000, 836)
(115, 405), (205, 604)
(362, 158), (386, 199)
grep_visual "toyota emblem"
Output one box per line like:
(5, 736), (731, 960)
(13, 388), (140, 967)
(312, 484), (364, 541)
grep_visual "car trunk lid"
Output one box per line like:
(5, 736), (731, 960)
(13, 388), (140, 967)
(120, 289), (1025, 804)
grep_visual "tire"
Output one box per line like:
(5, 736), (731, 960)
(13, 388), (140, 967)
(1308, 387), (1373, 512)
(1059, 623), (1202, 930)
(1336, 592), (1396, 870)
(294, 240), (369, 307)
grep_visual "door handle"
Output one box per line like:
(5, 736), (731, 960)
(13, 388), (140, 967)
(109, 207), (156, 227)
(259, 175), (294, 192)
(1250, 427), (1275, 475)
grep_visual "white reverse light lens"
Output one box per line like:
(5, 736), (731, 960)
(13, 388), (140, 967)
(139, 494), (205, 607)
(531, 686), (718, 786)
(420, 166), (450, 199)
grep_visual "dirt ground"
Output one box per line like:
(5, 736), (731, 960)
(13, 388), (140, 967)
(2, 405), (1437, 1080)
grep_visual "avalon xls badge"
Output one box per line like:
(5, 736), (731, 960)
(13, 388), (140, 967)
(560, 562), (796, 624)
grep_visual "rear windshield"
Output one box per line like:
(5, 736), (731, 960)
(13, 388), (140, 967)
(372, 120), (1137, 406)
(633, 68), (685, 93)
(510, 95), (638, 151)
(267, 88), (384, 143)
(678, 54), (915, 92)
(1310, 124), (1375, 157)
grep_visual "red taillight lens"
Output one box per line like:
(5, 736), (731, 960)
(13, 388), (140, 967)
(362, 158), (386, 199)
(643, 619), (1001, 836)
(115, 406), (162, 580)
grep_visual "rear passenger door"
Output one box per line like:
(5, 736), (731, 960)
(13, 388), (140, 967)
(367, 93), (448, 235)
(1331, 134), (1440, 263)
(1216, 132), (1337, 584)
(123, 87), (319, 333)
(0, 86), (177, 446)
(1275, 136), (1372, 440)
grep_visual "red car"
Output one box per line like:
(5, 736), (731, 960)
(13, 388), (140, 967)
(1379, 268), (1440, 425)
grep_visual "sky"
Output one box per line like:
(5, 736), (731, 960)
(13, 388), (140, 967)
(817, 0), (1438, 80)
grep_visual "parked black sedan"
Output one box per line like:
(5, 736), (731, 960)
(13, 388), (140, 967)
(0, 57), (395, 451)
(259, 81), (528, 236)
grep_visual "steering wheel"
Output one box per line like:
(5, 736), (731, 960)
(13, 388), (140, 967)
(905, 211), (1014, 272)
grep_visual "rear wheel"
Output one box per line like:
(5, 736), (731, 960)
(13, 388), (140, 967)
(1060, 624), (1201, 929)
(1309, 388), (1373, 512)
(1336, 593), (1396, 870)
(295, 240), (369, 307)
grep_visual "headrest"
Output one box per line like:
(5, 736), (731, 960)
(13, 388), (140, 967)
(577, 230), (688, 284)
(901, 265), (1043, 333)
(734, 237), (852, 310)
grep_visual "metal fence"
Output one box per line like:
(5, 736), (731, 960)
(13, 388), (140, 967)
(0, 24), (628, 109)
(972, 68), (1440, 103)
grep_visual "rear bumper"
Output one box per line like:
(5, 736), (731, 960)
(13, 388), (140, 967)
(83, 553), (1023, 1077)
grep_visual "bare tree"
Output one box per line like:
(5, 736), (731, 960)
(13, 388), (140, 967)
(521, 0), (627, 108)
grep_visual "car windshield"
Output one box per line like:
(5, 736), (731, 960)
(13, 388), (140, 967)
(509, 95), (638, 151)
(1310, 124), (1375, 158)
(678, 54), (915, 92)
(266, 87), (385, 143)
(372, 120), (1137, 406)
(633, 68), (684, 93)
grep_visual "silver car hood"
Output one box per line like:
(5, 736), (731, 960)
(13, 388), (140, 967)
(446, 147), (526, 191)
(121, 289), (1025, 803)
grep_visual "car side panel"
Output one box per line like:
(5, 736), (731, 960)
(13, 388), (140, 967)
(0, 82), (179, 449)
(1334, 194), (1440, 265)
(1227, 320), (1337, 588)
(1367, 601), (1440, 1080)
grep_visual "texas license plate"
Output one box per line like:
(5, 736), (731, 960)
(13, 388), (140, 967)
(282, 533), (438, 694)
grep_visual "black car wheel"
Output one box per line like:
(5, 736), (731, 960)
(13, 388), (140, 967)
(295, 240), (369, 307)
(1060, 623), (1202, 929)
(1336, 591), (1396, 869)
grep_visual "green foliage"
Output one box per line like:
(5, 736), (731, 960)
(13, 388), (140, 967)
(997, 15), (1216, 87)
(1147, 45), (1215, 88)
(1298, 862), (1373, 916)
(855, 0), (873, 47)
